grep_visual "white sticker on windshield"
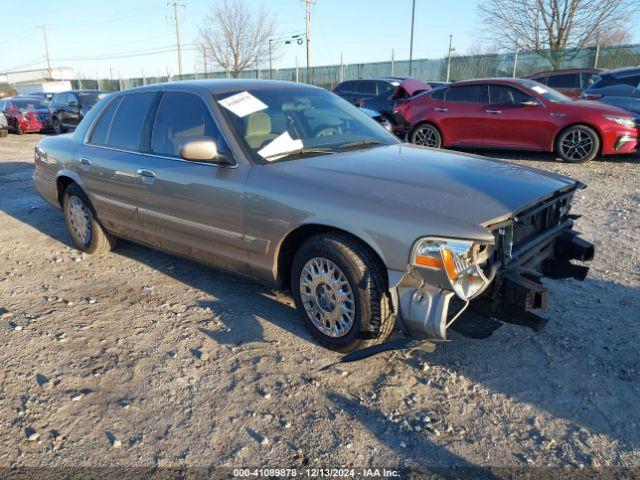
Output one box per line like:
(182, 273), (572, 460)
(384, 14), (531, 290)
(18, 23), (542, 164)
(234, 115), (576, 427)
(257, 131), (303, 161)
(218, 91), (268, 117)
(531, 85), (548, 94)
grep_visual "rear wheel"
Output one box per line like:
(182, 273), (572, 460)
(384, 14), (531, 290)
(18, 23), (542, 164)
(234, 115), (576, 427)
(15, 124), (23, 135)
(410, 123), (442, 148)
(291, 233), (395, 352)
(63, 184), (116, 254)
(555, 125), (600, 163)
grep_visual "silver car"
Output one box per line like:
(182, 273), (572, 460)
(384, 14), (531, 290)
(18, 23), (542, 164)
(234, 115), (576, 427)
(33, 80), (594, 353)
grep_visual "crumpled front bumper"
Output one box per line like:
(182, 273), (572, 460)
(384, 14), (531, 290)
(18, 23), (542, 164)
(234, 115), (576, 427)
(394, 227), (595, 341)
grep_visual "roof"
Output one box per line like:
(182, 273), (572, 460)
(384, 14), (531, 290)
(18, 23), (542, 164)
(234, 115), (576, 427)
(524, 68), (603, 78)
(116, 79), (322, 95)
(449, 77), (536, 86)
(606, 65), (640, 77)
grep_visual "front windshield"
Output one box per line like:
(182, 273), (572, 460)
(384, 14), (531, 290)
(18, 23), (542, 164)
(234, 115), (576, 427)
(214, 87), (399, 163)
(519, 80), (572, 103)
(13, 99), (49, 111)
(77, 92), (107, 108)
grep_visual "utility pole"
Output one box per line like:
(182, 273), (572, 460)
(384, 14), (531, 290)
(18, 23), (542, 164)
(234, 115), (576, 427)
(446, 34), (455, 82)
(305, 0), (313, 83)
(202, 43), (208, 75)
(512, 38), (519, 78)
(168, 1), (185, 77)
(391, 48), (395, 76)
(409, 0), (416, 77)
(268, 39), (273, 79)
(37, 26), (52, 79)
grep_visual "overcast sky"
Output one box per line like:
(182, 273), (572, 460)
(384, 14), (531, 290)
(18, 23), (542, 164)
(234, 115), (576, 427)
(1, 0), (639, 79)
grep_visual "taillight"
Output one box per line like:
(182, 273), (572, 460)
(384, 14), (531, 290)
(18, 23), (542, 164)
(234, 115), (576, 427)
(582, 93), (603, 100)
(358, 100), (365, 107)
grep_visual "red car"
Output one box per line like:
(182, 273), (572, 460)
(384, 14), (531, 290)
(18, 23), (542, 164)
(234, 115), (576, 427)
(393, 78), (638, 163)
(0, 96), (53, 134)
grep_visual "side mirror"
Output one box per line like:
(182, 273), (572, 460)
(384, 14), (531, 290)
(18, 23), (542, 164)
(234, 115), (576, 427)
(520, 100), (541, 107)
(179, 137), (231, 165)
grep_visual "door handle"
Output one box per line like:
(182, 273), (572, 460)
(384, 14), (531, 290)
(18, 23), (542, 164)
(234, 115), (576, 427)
(78, 157), (92, 171)
(485, 109), (502, 114)
(136, 169), (156, 178)
(434, 107), (448, 112)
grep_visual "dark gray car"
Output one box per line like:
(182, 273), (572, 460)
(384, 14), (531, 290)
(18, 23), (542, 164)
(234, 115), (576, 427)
(33, 80), (594, 353)
(581, 66), (640, 117)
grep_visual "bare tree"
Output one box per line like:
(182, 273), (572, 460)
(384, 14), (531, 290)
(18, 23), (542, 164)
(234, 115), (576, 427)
(478, 0), (638, 68)
(199, 0), (278, 78)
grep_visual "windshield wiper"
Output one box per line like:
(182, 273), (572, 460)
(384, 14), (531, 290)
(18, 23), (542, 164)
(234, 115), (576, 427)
(263, 147), (334, 161)
(337, 139), (381, 150)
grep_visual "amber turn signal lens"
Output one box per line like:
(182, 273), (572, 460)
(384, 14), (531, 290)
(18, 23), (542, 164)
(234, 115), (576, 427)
(415, 255), (443, 269)
(441, 249), (460, 280)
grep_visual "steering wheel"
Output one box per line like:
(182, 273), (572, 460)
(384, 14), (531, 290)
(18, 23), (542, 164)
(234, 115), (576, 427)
(314, 125), (342, 138)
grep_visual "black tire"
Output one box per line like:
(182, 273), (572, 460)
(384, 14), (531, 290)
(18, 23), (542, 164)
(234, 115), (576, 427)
(15, 124), (23, 135)
(555, 125), (600, 163)
(53, 117), (65, 135)
(410, 122), (442, 148)
(291, 233), (396, 353)
(62, 184), (117, 254)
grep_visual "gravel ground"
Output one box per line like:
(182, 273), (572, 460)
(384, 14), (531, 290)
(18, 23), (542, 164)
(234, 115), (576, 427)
(0, 133), (639, 476)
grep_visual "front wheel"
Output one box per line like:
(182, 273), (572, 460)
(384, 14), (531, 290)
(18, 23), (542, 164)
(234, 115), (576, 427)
(63, 184), (117, 254)
(555, 125), (600, 163)
(291, 233), (395, 352)
(53, 117), (64, 135)
(410, 123), (442, 148)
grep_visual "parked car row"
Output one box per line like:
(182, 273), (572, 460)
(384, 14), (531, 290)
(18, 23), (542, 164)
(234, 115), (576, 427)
(333, 67), (639, 163)
(0, 90), (107, 135)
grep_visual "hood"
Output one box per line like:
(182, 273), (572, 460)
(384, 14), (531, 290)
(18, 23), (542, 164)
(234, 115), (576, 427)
(271, 144), (578, 230)
(395, 79), (432, 97)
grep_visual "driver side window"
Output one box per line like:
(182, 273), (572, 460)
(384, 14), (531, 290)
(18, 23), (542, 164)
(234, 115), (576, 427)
(151, 92), (227, 158)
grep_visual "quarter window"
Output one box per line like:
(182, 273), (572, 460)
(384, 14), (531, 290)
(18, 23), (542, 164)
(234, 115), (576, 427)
(151, 92), (223, 158)
(103, 93), (155, 151)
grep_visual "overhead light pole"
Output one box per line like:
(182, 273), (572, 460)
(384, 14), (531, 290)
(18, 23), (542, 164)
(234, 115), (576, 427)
(446, 34), (455, 82)
(305, 0), (313, 82)
(168, 1), (185, 77)
(408, 0), (416, 77)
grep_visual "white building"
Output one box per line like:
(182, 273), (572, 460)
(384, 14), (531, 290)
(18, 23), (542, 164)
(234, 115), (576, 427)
(2, 67), (75, 85)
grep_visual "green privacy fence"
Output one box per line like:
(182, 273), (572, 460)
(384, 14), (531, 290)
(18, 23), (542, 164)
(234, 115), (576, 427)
(72, 43), (640, 92)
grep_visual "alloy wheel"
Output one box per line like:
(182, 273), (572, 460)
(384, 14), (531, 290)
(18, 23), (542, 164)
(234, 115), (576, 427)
(560, 129), (595, 162)
(413, 125), (440, 147)
(299, 257), (355, 338)
(66, 196), (91, 245)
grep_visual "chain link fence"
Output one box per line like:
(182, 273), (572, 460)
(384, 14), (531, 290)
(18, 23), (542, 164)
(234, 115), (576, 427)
(72, 43), (640, 92)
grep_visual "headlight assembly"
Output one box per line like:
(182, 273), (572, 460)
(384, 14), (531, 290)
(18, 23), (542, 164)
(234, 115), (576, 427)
(603, 114), (636, 129)
(411, 237), (495, 301)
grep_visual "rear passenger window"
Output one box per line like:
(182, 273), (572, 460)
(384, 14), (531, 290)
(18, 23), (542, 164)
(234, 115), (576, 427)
(151, 92), (224, 158)
(547, 74), (578, 88)
(445, 85), (483, 102)
(357, 81), (377, 95)
(89, 97), (122, 146)
(106, 93), (155, 151)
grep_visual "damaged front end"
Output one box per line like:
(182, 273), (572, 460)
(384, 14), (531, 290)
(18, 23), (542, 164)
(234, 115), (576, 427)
(396, 184), (594, 342)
